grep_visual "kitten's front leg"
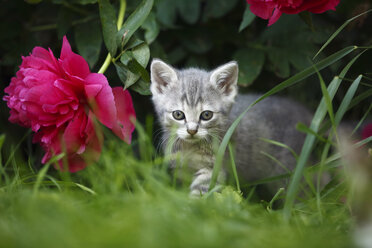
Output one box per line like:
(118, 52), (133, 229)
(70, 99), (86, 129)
(189, 168), (225, 197)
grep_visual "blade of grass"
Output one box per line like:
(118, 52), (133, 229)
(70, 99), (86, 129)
(228, 143), (240, 192)
(4, 130), (31, 170)
(75, 183), (97, 195)
(296, 123), (331, 144)
(317, 70), (336, 129)
(0, 134), (6, 186)
(283, 50), (367, 219)
(260, 151), (291, 173)
(313, 9), (372, 59)
(284, 77), (342, 219)
(243, 136), (372, 188)
(135, 120), (154, 162)
(260, 138), (299, 161)
(348, 88), (372, 110)
(33, 153), (65, 195)
(209, 46), (357, 191)
(352, 103), (372, 136)
(335, 75), (363, 125)
(267, 188), (285, 211)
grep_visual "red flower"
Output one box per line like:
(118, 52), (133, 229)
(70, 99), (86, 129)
(362, 123), (372, 141)
(3, 36), (136, 172)
(246, 0), (340, 26)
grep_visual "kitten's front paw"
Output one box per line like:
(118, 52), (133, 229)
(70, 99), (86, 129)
(189, 168), (212, 197)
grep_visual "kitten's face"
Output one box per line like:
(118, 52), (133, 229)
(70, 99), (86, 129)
(150, 60), (238, 143)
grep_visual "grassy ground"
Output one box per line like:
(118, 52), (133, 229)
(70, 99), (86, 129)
(0, 134), (358, 248)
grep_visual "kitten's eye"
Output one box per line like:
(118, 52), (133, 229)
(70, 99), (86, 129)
(172, 110), (185, 120)
(200, 111), (213, 121)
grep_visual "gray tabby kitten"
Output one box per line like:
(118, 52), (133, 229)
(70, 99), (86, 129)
(150, 59), (312, 196)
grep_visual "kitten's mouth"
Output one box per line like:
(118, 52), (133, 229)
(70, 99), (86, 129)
(182, 136), (201, 143)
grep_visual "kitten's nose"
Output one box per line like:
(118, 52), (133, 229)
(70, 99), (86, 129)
(187, 129), (198, 135)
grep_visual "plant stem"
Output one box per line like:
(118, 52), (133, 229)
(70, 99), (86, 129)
(29, 15), (98, 32)
(98, 0), (126, 74)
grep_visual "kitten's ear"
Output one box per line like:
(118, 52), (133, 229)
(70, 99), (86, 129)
(150, 59), (178, 94)
(210, 61), (238, 100)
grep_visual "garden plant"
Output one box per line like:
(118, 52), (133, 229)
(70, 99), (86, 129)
(0, 0), (372, 247)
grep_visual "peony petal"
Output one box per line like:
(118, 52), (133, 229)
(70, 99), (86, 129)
(248, 1), (276, 20)
(55, 114), (102, 172)
(22, 68), (59, 88)
(60, 36), (90, 79)
(305, 0), (340, 13)
(111, 87), (136, 144)
(84, 73), (117, 129)
(268, 8), (282, 26)
(57, 154), (88, 173)
(62, 108), (87, 154)
(85, 84), (103, 98)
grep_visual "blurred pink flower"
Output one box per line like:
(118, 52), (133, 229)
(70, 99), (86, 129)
(3, 36), (136, 172)
(362, 123), (372, 140)
(246, 0), (340, 26)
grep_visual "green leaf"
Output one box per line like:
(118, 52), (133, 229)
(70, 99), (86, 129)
(117, 0), (154, 48)
(233, 48), (265, 86)
(177, 0), (200, 24)
(313, 9), (372, 59)
(298, 12), (314, 31)
(156, 0), (177, 28)
(142, 13), (159, 44)
(260, 15), (317, 76)
(117, 43), (150, 89)
(74, 21), (102, 68)
(98, 0), (117, 56)
(126, 58), (150, 83)
(267, 48), (290, 78)
(130, 42), (150, 76)
(114, 62), (128, 84)
(130, 79), (151, 95)
(239, 5), (255, 32)
(57, 7), (74, 39)
(0, 134), (5, 152)
(180, 32), (212, 54)
(203, 0), (239, 20)
(125, 38), (145, 50)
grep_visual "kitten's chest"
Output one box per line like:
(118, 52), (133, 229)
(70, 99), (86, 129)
(178, 146), (215, 171)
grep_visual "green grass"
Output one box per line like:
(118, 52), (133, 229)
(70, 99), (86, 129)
(0, 137), (355, 248)
(0, 121), (368, 247)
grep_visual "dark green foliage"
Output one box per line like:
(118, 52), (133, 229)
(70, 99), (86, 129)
(74, 20), (102, 68)
(116, 0), (154, 47)
(98, 0), (118, 56)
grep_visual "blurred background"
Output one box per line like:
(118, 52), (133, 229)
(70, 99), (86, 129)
(1, 0), (371, 164)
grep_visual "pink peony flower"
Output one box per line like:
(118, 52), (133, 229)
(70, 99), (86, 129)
(3, 36), (136, 172)
(246, 0), (340, 26)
